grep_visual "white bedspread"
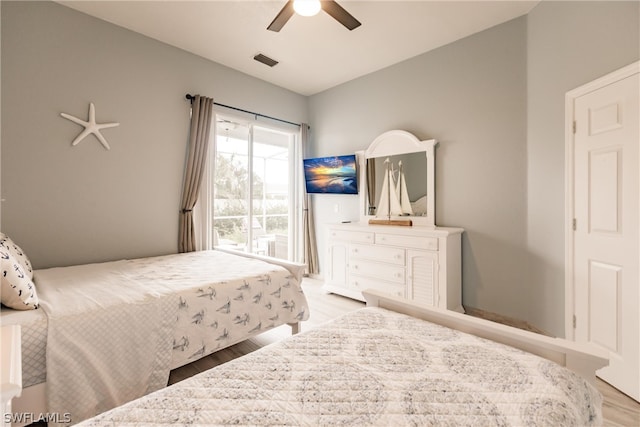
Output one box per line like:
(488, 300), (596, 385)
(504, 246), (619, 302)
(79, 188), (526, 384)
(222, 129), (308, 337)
(35, 250), (308, 426)
(78, 307), (602, 427)
(126, 251), (308, 369)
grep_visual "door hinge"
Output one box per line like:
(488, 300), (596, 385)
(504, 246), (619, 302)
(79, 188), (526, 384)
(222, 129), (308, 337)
(573, 314), (577, 329)
(573, 121), (577, 134)
(572, 218), (577, 231)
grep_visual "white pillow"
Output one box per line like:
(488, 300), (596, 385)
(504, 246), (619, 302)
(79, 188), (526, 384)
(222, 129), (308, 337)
(1, 250), (39, 310)
(0, 233), (33, 279)
(410, 195), (428, 215)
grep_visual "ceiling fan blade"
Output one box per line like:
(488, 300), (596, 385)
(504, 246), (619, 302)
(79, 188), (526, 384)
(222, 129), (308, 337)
(267, 1), (295, 32)
(321, 0), (361, 31)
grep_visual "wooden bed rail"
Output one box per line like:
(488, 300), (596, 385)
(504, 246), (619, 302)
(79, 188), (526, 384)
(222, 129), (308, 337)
(363, 289), (608, 385)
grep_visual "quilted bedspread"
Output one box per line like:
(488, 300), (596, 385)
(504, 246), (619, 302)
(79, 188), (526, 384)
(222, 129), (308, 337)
(79, 307), (602, 427)
(35, 250), (308, 426)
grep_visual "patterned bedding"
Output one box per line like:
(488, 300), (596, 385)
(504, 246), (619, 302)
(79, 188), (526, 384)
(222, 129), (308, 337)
(19, 250), (308, 426)
(78, 307), (602, 427)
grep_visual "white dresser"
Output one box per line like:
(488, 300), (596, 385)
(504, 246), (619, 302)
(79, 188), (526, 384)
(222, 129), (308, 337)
(323, 223), (464, 312)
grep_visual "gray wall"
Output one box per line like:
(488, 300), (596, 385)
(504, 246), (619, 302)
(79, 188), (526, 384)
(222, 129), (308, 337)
(1, 1), (308, 268)
(309, 16), (531, 322)
(308, 1), (639, 336)
(526, 1), (640, 334)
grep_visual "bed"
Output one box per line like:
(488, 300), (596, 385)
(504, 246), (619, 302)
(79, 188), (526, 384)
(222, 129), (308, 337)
(2, 248), (309, 426)
(77, 290), (608, 427)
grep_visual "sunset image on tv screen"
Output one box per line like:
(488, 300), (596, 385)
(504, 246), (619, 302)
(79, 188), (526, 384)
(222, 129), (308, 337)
(303, 154), (357, 194)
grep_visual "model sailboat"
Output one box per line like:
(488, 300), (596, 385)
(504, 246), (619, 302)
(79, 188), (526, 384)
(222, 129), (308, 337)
(370, 158), (413, 226)
(395, 160), (413, 216)
(376, 158), (402, 218)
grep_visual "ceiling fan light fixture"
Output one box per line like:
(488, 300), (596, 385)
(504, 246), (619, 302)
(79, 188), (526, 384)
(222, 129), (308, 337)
(293, 0), (321, 17)
(267, 0), (360, 32)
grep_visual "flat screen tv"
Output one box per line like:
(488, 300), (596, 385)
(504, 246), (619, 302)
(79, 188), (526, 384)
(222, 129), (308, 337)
(303, 154), (358, 194)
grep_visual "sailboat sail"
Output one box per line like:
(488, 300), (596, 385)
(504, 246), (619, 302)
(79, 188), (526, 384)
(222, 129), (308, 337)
(396, 161), (413, 215)
(376, 158), (402, 218)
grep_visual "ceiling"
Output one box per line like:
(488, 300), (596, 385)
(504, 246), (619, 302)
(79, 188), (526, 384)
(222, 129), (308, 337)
(56, 1), (539, 96)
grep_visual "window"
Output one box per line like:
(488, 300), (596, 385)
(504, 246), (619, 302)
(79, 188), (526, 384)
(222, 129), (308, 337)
(209, 114), (300, 261)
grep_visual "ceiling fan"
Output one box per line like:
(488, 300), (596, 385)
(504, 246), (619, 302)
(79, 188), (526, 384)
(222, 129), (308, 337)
(267, 0), (361, 32)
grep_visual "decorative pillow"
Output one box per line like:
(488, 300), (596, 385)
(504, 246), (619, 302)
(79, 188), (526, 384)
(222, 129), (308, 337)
(1, 250), (39, 310)
(0, 232), (33, 279)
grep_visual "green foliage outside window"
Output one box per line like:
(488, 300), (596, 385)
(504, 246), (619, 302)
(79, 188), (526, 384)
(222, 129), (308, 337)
(214, 153), (288, 242)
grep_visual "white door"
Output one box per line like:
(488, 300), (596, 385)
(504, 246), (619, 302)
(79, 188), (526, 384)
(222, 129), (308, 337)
(569, 63), (639, 401)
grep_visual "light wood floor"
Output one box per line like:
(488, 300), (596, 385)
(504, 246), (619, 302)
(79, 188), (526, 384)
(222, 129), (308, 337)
(170, 278), (640, 427)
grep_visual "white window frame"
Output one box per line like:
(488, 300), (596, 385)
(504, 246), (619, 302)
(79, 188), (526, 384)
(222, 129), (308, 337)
(195, 111), (302, 262)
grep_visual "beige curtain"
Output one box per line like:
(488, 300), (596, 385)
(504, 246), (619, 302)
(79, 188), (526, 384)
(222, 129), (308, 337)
(366, 158), (376, 215)
(301, 124), (319, 275)
(179, 95), (214, 253)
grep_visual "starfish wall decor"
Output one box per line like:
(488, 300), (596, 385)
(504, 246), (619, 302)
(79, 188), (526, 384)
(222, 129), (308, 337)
(61, 103), (120, 150)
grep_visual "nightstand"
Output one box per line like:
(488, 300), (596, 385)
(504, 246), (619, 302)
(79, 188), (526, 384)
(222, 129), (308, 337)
(1, 325), (22, 427)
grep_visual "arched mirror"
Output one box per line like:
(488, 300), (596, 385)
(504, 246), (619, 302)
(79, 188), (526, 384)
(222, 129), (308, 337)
(358, 130), (436, 228)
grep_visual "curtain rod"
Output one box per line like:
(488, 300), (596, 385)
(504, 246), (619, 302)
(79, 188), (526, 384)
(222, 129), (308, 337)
(185, 94), (301, 128)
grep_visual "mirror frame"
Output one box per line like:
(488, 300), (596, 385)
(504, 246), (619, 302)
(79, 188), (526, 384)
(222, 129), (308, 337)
(357, 130), (437, 228)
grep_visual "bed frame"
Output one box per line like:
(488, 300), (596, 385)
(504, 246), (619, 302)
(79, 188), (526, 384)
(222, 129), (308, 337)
(11, 249), (307, 426)
(364, 289), (609, 385)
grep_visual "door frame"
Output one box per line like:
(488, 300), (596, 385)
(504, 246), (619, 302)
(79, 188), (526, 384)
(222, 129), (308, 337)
(206, 111), (302, 260)
(564, 61), (640, 339)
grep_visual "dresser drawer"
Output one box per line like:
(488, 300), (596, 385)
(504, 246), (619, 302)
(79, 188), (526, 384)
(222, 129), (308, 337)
(328, 229), (374, 244)
(375, 233), (438, 251)
(349, 259), (405, 284)
(350, 244), (404, 265)
(349, 276), (405, 298)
